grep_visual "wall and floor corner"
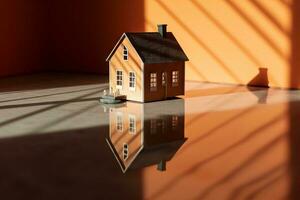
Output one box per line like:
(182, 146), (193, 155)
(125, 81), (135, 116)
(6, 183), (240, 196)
(144, 0), (298, 89)
(0, 0), (299, 89)
(289, 0), (300, 199)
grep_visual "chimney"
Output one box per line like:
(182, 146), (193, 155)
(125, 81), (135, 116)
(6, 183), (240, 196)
(157, 24), (167, 38)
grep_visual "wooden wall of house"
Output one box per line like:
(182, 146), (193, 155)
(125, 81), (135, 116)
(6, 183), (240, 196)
(109, 102), (143, 169)
(109, 37), (144, 102)
(144, 62), (185, 102)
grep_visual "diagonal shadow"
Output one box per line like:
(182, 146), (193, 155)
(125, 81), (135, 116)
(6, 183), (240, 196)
(196, 133), (286, 199)
(184, 86), (243, 127)
(277, 0), (291, 8)
(0, 97), (101, 110)
(155, 0), (243, 83)
(0, 86), (103, 104)
(188, 62), (209, 81)
(113, 53), (142, 89)
(249, 0), (290, 36)
(0, 73), (107, 93)
(226, 0), (287, 59)
(182, 105), (259, 154)
(30, 102), (100, 133)
(246, 172), (286, 200)
(149, 112), (284, 199)
(184, 84), (266, 132)
(112, 127), (130, 146)
(0, 88), (105, 128)
(189, 0), (279, 85)
(229, 162), (287, 200)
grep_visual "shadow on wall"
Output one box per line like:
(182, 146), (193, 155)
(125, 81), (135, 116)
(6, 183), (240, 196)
(145, 0), (293, 88)
(48, 0), (145, 74)
(247, 68), (269, 104)
(247, 68), (269, 88)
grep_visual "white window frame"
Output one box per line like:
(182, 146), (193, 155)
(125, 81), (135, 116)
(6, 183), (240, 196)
(129, 114), (136, 134)
(123, 143), (129, 160)
(150, 73), (157, 91)
(162, 72), (166, 86)
(123, 46), (128, 61)
(172, 71), (179, 87)
(116, 112), (123, 132)
(129, 71), (136, 91)
(172, 115), (178, 129)
(116, 70), (123, 89)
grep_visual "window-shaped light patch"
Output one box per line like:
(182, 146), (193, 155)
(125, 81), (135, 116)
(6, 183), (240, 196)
(150, 73), (157, 91)
(172, 71), (179, 87)
(123, 46), (128, 61)
(116, 70), (123, 89)
(129, 72), (136, 91)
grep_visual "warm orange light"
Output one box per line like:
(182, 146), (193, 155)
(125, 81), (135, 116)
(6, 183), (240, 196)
(145, 0), (293, 88)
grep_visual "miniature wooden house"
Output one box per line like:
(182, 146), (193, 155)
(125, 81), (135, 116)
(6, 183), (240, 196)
(106, 24), (189, 102)
(105, 99), (186, 173)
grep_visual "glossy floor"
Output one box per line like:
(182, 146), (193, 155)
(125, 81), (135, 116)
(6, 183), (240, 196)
(0, 73), (299, 200)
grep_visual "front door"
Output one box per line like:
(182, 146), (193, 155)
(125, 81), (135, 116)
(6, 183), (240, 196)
(162, 72), (167, 99)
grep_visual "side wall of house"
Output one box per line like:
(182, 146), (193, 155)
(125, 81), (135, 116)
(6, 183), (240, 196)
(144, 62), (185, 102)
(109, 37), (143, 102)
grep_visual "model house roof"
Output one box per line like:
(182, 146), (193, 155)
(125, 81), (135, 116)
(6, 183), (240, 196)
(126, 32), (189, 64)
(106, 31), (189, 64)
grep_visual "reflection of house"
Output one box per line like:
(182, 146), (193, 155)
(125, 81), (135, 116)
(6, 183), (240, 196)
(106, 24), (189, 102)
(106, 99), (186, 173)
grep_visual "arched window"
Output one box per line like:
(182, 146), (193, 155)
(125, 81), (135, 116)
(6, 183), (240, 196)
(123, 46), (128, 60)
(123, 143), (129, 160)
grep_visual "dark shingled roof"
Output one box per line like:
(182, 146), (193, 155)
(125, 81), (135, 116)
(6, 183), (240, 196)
(126, 32), (189, 64)
(106, 32), (189, 64)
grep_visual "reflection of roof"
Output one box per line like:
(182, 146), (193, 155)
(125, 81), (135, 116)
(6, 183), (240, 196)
(106, 32), (189, 64)
(130, 139), (186, 170)
(106, 137), (186, 173)
(106, 138), (143, 173)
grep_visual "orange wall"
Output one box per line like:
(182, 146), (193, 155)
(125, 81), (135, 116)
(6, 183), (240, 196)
(48, 0), (144, 74)
(0, 1), (144, 77)
(0, 0), (47, 77)
(144, 0), (296, 88)
(1, 0), (299, 89)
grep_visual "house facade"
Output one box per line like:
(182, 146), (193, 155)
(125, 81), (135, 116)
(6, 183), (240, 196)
(106, 25), (188, 102)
